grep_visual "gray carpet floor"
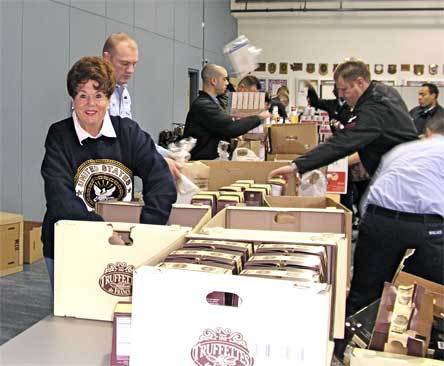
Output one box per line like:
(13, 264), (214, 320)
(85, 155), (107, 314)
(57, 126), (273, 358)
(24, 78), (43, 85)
(0, 260), (53, 345)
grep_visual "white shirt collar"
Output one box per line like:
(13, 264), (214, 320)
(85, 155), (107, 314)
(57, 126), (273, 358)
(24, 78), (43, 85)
(72, 111), (116, 146)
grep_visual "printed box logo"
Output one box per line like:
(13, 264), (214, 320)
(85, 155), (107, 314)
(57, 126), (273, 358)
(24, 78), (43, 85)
(99, 262), (134, 297)
(191, 327), (254, 366)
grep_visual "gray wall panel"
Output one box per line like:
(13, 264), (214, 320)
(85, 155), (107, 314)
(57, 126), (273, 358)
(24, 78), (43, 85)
(106, 0), (133, 26)
(188, 0), (203, 48)
(134, 0), (156, 33)
(133, 30), (174, 143)
(173, 0), (188, 44)
(1, 0), (23, 214)
(70, 8), (106, 64)
(155, 1), (174, 39)
(71, 0), (105, 16)
(172, 42), (201, 125)
(22, 0), (69, 221)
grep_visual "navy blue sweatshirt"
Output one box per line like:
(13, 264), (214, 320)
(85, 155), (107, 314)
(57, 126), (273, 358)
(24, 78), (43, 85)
(41, 115), (177, 258)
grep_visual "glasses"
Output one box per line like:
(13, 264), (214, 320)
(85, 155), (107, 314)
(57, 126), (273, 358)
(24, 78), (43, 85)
(75, 92), (108, 104)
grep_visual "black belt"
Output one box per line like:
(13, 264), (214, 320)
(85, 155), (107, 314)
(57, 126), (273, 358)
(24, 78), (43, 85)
(367, 204), (443, 223)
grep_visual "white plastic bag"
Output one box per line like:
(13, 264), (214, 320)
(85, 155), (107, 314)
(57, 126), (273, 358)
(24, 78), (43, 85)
(175, 174), (200, 204)
(231, 147), (261, 161)
(298, 170), (327, 196)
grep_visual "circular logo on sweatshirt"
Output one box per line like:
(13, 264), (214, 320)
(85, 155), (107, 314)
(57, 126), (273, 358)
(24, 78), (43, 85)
(74, 159), (133, 211)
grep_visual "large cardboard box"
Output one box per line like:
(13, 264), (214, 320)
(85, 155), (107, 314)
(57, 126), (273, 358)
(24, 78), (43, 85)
(54, 221), (191, 321)
(349, 348), (444, 365)
(24, 226), (43, 264)
(266, 153), (300, 161)
(23, 221), (43, 263)
(131, 266), (333, 366)
(0, 212), (24, 276)
(195, 216), (347, 339)
(201, 160), (298, 195)
(264, 196), (352, 285)
(269, 123), (318, 154)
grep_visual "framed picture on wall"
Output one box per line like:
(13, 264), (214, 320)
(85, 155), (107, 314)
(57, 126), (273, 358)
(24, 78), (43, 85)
(268, 79), (287, 95)
(258, 78), (267, 92)
(376, 80), (395, 86)
(296, 79), (319, 107)
(320, 80), (335, 99)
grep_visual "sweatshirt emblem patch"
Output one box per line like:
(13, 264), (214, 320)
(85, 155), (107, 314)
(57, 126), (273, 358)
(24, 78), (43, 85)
(74, 159), (133, 211)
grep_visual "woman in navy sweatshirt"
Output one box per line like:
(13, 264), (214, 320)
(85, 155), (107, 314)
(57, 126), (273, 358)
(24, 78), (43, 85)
(41, 56), (177, 287)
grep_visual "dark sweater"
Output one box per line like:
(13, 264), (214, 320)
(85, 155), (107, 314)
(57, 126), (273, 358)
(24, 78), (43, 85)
(183, 91), (261, 160)
(41, 115), (177, 258)
(294, 81), (418, 176)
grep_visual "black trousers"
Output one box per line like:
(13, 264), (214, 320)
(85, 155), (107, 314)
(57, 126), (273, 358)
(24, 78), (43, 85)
(346, 204), (444, 316)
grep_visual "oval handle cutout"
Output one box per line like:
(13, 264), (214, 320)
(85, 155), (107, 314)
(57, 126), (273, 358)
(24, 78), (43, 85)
(206, 291), (241, 307)
(107, 224), (134, 246)
(274, 213), (297, 224)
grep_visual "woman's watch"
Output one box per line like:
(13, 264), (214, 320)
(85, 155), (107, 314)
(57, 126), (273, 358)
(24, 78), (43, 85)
(290, 161), (298, 172)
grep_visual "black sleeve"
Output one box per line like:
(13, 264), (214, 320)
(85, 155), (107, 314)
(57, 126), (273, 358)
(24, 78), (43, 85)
(41, 126), (103, 222)
(199, 101), (261, 139)
(131, 125), (177, 225)
(307, 86), (319, 107)
(294, 109), (383, 174)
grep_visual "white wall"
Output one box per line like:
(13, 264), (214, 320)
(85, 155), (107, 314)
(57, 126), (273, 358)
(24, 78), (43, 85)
(1, 0), (237, 220)
(236, 5), (444, 108)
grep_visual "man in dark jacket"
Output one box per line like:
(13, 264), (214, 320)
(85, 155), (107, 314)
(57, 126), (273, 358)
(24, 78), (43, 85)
(269, 59), (418, 316)
(269, 60), (418, 179)
(184, 64), (270, 160)
(306, 83), (352, 126)
(409, 83), (444, 135)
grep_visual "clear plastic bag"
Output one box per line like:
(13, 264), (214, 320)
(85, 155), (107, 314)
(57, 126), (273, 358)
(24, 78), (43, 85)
(298, 170), (327, 196)
(167, 137), (196, 164)
(223, 35), (262, 77)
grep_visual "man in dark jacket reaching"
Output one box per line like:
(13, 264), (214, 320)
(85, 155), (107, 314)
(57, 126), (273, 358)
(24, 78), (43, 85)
(184, 64), (270, 160)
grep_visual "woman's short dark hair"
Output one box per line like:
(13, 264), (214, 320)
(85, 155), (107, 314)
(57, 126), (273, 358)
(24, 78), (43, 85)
(67, 56), (116, 99)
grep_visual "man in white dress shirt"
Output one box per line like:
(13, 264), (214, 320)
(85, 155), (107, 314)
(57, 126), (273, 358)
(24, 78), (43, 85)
(102, 33), (180, 178)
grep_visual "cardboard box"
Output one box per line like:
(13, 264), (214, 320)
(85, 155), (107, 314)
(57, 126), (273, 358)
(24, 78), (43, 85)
(111, 302), (132, 366)
(349, 348), (444, 365)
(264, 196), (352, 286)
(201, 160), (298, 195)
(395, 271), (444, 318)
(0, 212), (24, 276)
(54, 221), (190, 321)
(266, 153), (300, 161)
(130, 266), (333, 366)
(194, 219), (347, 339)
(95, 203), (211, 233)
(269, 123), (318, 154)
(24, 225), (43, 264)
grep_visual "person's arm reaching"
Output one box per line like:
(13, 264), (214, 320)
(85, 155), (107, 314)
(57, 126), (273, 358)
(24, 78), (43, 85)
(131, 124), (177, 225)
